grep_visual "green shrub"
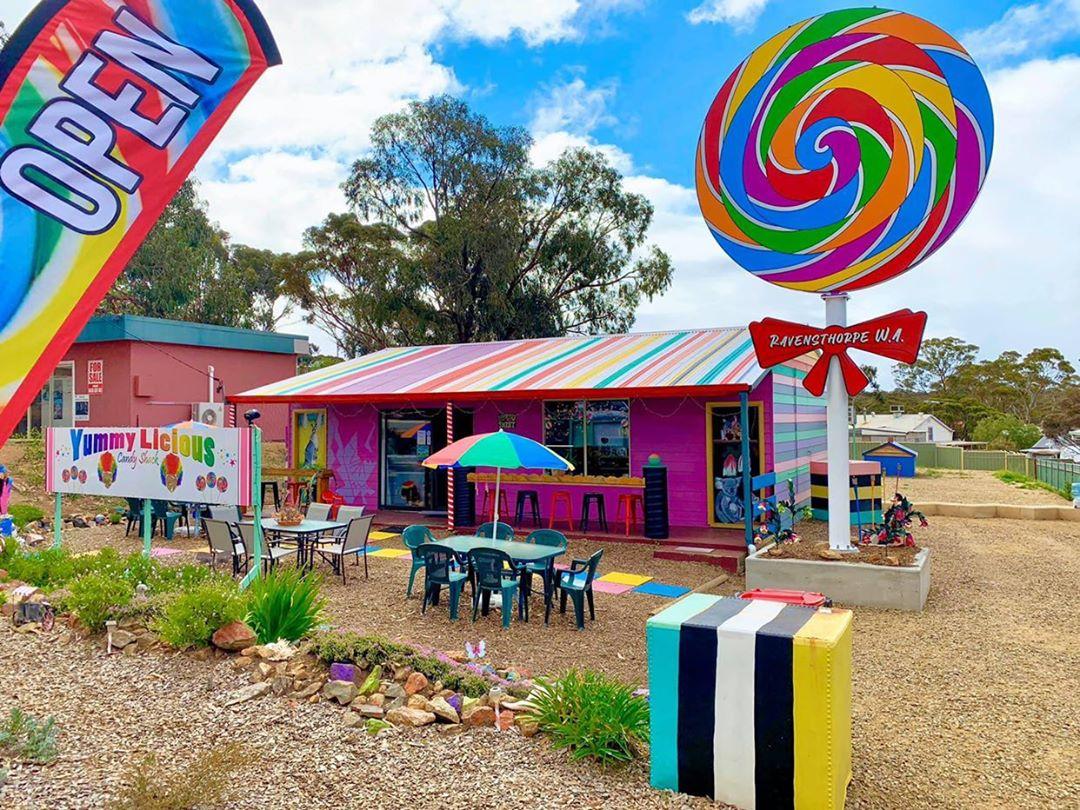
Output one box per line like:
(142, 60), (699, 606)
(9, 504), (44, 528)
(0, 707), (59, 764)
(526, 670), (649, 764)
(68, 571), (135, 631)
(6, 547), (78, 589)
(153, 578), (247, 649)
(246, 567), (325, 643)
(993, 470), (1071, 500)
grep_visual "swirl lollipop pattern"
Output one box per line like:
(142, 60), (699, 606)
(696, 8), (994, 293)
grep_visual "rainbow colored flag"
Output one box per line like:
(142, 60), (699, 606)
(0, 0), (280, 444)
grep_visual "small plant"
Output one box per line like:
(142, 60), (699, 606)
(0, 707), (59, 764)
(67, 571), (135, 631)
(153, 578), (248, 649)
(525, 670), (649, 764)
(9, 504), (44, 528)
(246, 567), (325, 643)
(108, 743), (248, 810)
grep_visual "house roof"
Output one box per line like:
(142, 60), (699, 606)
(75, 315), (310, 356)
(854, 413), (951, 435)
(232, 327), (769, 404)
(864, 440), (918, 457)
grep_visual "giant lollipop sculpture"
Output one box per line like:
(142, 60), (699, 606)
(696, 7), (993, 549)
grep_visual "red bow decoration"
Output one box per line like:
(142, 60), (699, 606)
(749, 309), (928, 397)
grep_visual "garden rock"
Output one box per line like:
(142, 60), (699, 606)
(404, 672), (428, 696)
(496, 709), (515, 732)
(329, 662), (356, 682)
(109, 629), (137, 649)
(429, 696), (459, 724)
(358, 665), (382, 696)
(462, 705), (496, 728)
(254, 640), (296, 661)
(343, 712), (366, 729)
(386, 707), (436, 728)
(293, 680), (323, 700)
(515, 716), (539, 737)
(212, 621), (257, 652)
(322, 680), (359, 705)
(383, 682), (405, 700)
(354, 704), (385, 720)
(270, 675), (293, 696)
(367, 693), (386, 708)
(224, 681), (270, 706)
(406, 694), (432, 711)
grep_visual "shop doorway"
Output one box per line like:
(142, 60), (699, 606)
(380, 407), (472, 512)
(706, 401), (764, 527)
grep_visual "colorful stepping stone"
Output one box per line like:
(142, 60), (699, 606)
(634, 581), (691, 599)
(598, 571), (653, 587)
(369, 531), (401, 542)
(368, 548), (410, 559)
(590, 579), (635, 595)
(149, 547), (184, 558)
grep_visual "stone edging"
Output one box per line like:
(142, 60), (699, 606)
(919, 503), (1080, 521)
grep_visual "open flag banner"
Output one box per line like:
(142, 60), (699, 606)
(0, 0), (280, 445)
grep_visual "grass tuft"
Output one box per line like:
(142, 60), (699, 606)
(246, 567), (325, 644)
(108, 744), (249, 810)
(0, 707), (59, 764)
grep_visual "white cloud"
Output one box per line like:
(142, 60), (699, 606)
(963, 0), (1080, 63)
(686, 0), (770, 31)
(633, 56), (1080, 384)
(528, 74), (633, 171)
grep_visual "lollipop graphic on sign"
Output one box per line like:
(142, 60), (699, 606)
(160, 454), (183, 493)
(97, 452), (117, 489)
(696, 7), (993, 293)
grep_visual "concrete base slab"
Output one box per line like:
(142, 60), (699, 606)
(746, 545), (931, 611)
(920, 502), (1079, 521)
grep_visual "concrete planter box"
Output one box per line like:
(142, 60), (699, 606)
(745, 545), (931, 611)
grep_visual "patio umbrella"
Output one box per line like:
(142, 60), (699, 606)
(422, 430), (574, 539)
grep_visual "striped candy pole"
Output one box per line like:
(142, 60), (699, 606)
(446, 401), (454, 532)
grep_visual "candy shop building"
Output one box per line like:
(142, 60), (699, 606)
(233, 327), (826, 551)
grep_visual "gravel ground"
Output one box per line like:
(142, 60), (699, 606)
(900, 469), (1067, 506)
(4, 493), (1078, 807)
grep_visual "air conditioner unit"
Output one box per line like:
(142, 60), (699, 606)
(192, 402), (224, 426)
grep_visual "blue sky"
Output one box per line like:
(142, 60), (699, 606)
(6, 0), (1080, 379)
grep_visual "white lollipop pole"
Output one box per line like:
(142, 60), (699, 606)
(824, 292), (855, 551)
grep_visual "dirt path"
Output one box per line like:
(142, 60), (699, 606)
(899, 469), (1067, 506)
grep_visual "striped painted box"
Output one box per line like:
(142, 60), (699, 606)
(647, 594), (852, 809)
(810, 459), (882, 526)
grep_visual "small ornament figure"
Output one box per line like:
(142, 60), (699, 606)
(861, 492), (928, 547)
(0, 464), (12, 515)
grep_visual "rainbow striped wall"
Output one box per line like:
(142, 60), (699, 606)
(647, 594), (852, 807)
(772, 355), (827, 511)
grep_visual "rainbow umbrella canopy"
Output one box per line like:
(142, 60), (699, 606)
(422, 431), (573, 538)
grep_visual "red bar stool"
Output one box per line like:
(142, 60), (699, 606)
(549, 491), (575, 531)
(481, 486), (510, 521)
(616, 493), (644, 537)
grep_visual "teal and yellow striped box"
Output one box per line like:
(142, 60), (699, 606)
(646, 594), (852, 809)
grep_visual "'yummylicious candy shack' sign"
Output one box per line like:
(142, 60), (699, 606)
(45, 426), (253, 506)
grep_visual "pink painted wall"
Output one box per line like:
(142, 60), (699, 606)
(311, 377), (776, 526)
(62, 342), (297, 440)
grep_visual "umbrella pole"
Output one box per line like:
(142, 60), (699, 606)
(493, 467), (501, 540)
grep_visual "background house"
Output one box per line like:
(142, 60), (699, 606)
(853, 412), (954, 444)
(15, 315), (309, 441)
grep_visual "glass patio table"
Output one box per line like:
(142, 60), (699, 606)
(238, 518), (345, 569)
(439, 535), (566, 624)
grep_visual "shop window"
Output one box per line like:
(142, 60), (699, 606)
(543, 400), (630, 477)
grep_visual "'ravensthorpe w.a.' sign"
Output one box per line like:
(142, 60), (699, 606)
(46, 426), (253, 505)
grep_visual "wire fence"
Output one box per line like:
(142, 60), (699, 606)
(849, 441), (1080, 493)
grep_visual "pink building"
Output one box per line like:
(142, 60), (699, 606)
(16, 315), (308, 441)
(234, 328), (826, 559)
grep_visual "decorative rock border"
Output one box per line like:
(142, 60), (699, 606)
(746, 544), (931, 611)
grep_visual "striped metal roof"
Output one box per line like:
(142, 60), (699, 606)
(233, 327), (766, 403)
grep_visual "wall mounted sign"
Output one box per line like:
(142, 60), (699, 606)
(46, 426), (253, 505)
(0, 0), (280, 446)
(498, 413), (518, 431)
(74, 394), (89, 422)
(87, 359), (104, 395)
(749, 310), (927, 397)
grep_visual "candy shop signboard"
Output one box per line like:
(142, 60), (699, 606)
(45, 427), (253, 506)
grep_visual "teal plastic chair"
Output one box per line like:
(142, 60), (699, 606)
(476, 521), (514, 541)
(403, 525), (435, 597)
(151, 500), (182, 540)
(555, 549), (603, 629)
(524, 529), (566, 611)
(467, 548), (523, 629)
(420, 544), (466, 621)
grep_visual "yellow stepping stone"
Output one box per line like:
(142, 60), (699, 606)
(598, 571), (653, 587)
(368, 548), (410, 558)
(369, 531), (401, 542)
